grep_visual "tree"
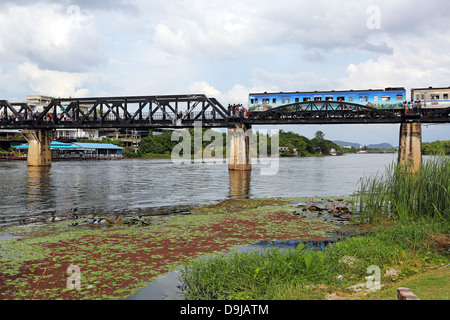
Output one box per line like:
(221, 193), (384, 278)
(315, 131), (325, 141)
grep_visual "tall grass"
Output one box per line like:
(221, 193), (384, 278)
(179, 221), (449, 300)
(357, 157), (450, 223)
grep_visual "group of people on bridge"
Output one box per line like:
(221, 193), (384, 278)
(0, 110), (73, 124)
(404, 101), (422, 115)
(227, 104), (249, 118)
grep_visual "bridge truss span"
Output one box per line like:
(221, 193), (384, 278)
(0, 94), (237, 130)
(245, 101), (404, 125)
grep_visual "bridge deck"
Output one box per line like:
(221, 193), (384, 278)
(1, 96), (449, 129)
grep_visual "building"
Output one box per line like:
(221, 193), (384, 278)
(26, 95), (52, 112)
(24, 95), (100, 140)
(14, 141), (122, 159)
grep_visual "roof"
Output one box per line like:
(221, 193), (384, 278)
(411, 86), (450, 91)
(72, 143), (122, 150)
(15, 141), (85, 150)
(14, 142), (122, 150)
(249, 88), (406, 96)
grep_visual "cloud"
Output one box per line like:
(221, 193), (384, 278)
(17, 62), (92, 97)
(0, 2), (105, 73)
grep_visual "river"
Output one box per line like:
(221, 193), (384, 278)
(0, 153), (399, 228)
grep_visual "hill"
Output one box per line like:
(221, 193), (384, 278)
(367, 143), (395, 149)
(332, 140), (361, 148)
(333, 140), (395, 149)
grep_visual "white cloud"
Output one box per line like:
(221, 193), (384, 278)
(0, 2), (105, 72)
(17, 62), (92, 97)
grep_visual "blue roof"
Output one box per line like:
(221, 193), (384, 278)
(15, 141), (84, 150)
(72, 143), (122, 150)
(14, 142), (122, 150)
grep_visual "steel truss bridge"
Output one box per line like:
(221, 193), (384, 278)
(1, 95), (450, 130)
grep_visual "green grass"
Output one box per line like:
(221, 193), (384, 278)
(179, 221), (449, 300)
(356, 157), (450, 223)
(179, 158), (450, 300)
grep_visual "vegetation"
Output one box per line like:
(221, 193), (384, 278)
(180, 222), (448, 300)
(179, 157), (450, 300)
(277, 130), (342, 157)
(357, 157), (449, 223)
(422, 140), (450, 156)
(104, 129), (343, 159)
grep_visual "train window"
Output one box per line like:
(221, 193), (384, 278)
(415, 94), (421, 100)
(444, 94), (448, 100)
(263, 98), (270, 104)
(349, 96), (354, 102)
(421, 94), (425, 100)
(273, 98), (277, 103)
(364, 96), (368, 102)
(431, 94), (440, 100)
(314, 97), (322, 101)
(359, 96), (363, 102)
(250, 99), (254, 104)
(374, 96), (379, 102)
(286, 98), (290, 104)
(396, 95), (403, 101)
(326, 97), (333, 101)
(382, 96), (390, 101)
(295, 98), (299, 103)
(303, 97), (311, 102)
(337, 97), (345, 101)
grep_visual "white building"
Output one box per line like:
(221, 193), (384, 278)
(25, 95), (100, 140)
(26, 95), (52, 112)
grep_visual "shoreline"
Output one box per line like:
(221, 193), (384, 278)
(0, 197), (360, 300)
(0, 196), (447, 301)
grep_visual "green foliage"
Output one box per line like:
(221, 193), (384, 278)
(357, 157), (450, 223)
(277, 130), (341, 156)
(179, 219), (449, 300)
(422, 140), (450, 156)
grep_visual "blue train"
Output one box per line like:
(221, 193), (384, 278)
(248, 87), (406, 112)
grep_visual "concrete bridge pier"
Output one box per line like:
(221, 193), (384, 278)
(22, 129), (55, 167)
(398, 122), (422, 173)
(228, 124), (252, 171)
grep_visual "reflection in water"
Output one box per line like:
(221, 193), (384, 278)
(27, 167), (51, 204)
(228, 170), (251, 199)
(26, 166), (55, 223)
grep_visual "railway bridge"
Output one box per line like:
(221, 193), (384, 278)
(1, 94), (449, 172)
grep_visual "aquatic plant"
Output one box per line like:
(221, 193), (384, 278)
(357, 157), (450, 223)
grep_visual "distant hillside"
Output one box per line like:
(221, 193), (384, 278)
(332, 140), (361, 148)
(333, 140), (395, 149)
(367, 143), (395, 149)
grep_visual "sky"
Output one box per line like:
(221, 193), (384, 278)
(0, 0), (449, 146)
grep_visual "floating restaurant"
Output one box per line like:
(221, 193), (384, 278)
(14, 141), (122, 160)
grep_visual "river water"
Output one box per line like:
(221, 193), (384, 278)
(0, 154), (399, 228)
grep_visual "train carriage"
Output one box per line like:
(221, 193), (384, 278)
(411, 86), (450, 112)
(249, 88), (406, 112)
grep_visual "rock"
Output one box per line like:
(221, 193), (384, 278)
(385, 268), (401, 278)
(324, 293), (341, 300)
(308, 205), (325, 212)
(347, 283), (367, 292)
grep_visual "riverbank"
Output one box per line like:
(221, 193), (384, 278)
(0, 197), (360, 300)
(1, 196), (448, 300)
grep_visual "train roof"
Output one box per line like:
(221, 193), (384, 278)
(249, 87), (405, 96)
(411, 86), (450, 91)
